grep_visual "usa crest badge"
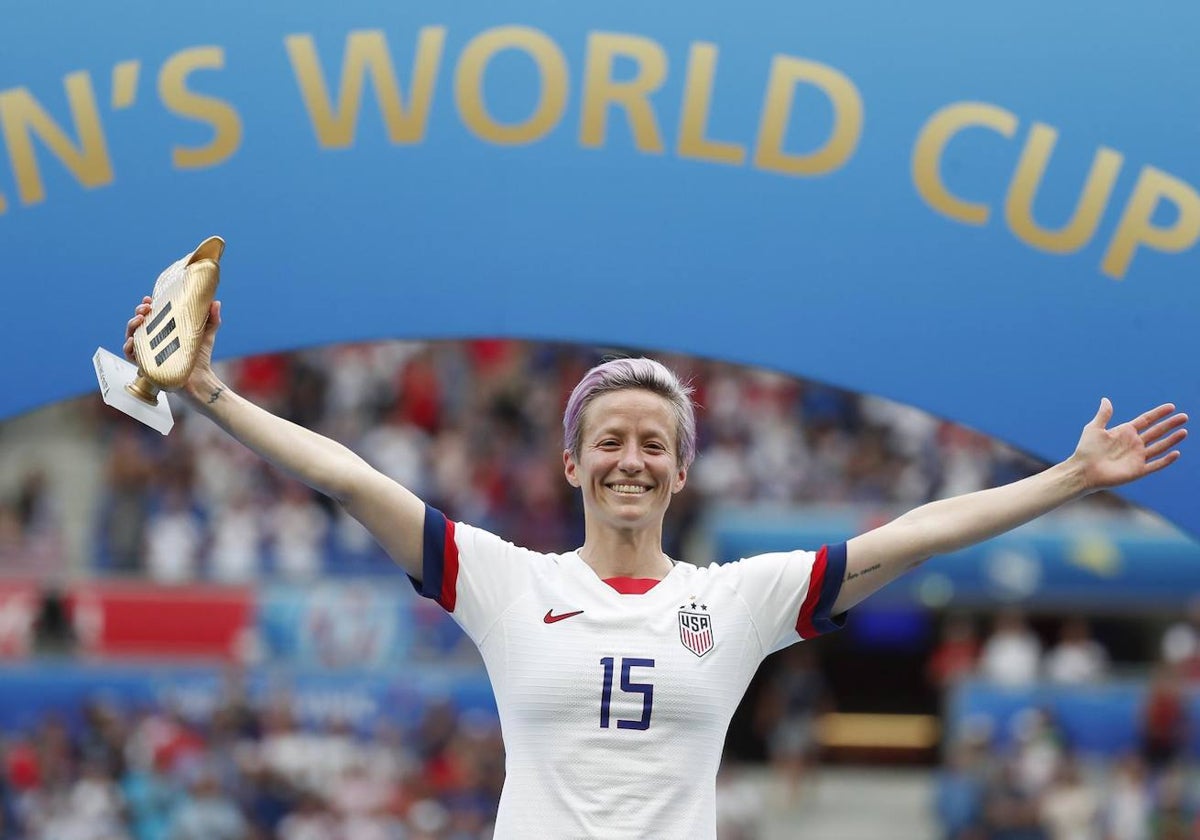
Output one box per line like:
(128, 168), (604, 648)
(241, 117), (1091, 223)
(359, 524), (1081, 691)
(678, 603), (714, 657)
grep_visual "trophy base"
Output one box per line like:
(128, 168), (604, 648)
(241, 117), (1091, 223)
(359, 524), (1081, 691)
(93, 347), (174, 435)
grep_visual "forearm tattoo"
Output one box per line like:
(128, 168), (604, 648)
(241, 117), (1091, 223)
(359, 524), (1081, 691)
(845, 562), (882, 582)
(207, 387), (225, 404)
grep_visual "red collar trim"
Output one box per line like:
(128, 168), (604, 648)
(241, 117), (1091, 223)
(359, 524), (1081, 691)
(602, 577), (661, 594)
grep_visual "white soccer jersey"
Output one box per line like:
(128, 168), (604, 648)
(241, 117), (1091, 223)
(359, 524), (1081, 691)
(410, 505), (847, 840)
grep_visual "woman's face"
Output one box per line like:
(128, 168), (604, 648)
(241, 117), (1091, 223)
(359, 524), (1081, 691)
(564, 388), (687, 531)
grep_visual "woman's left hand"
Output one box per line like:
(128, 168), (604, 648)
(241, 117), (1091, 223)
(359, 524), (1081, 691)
(1072, 398), (1188, 491)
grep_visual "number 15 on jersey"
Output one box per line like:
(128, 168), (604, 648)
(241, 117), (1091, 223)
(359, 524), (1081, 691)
(599, 657), (655, 730)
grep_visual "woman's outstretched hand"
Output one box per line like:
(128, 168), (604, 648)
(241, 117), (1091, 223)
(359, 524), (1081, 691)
(1071, 398), (1188, 491)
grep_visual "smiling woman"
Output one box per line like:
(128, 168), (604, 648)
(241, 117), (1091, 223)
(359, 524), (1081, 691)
(114, 291), (1189, 839)
(563, 365), (692, 577)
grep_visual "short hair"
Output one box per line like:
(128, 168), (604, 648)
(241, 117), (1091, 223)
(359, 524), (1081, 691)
(563, 357), (697, 469)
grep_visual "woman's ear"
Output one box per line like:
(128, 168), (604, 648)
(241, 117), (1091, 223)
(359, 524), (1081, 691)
(673, 466), (687, 494)
(563, 450), (581, 487)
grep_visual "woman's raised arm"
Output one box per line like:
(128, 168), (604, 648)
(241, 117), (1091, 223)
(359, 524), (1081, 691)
(125, 297), (427, 579)
(833, 399), (1188, 614)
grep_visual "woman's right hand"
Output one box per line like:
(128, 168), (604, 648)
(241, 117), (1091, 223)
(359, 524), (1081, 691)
(123, 295), (224, 400)
(122, 295), (154, 365)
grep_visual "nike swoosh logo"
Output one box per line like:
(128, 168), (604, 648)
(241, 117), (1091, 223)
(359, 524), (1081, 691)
(544, 609), (585, 624)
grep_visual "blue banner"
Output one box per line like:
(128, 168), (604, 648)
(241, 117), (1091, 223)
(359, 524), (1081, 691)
(713, 507), (1200, 611)
(257, 582), (415, 668)
(2, 2), (1196, 536)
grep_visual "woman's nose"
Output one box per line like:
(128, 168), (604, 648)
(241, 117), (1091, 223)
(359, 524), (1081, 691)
(618, 444), (644, 472)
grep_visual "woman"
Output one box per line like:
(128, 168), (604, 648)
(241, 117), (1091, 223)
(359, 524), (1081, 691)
(123, 297), (1186, 839)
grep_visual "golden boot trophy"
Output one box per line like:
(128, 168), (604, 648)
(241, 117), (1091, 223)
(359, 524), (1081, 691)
(93, 236), (225, 434)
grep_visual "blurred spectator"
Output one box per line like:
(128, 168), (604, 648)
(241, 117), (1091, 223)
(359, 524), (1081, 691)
(691, 426), (753, 501)
(1044, 618), (1109, 686)
(266, 482), (329, 582)
(166, 765), (248, 840)
(79, 700), (127, 779)
(101, 428), (155, 574)
(60, 755), (130, 840)
(927, 614), (981, 701)
(258, 706), (316, 792)
(936, 425), (994, 499)
(9, 470), (65, 576)
(1011, 708), (1066, 798)
(328, 757), (391, 820)
(1037, 754), (1100, 840)
(979, 609), (1042, 687)
(983, 760), (1048, 840)
(127, 708), (205, 783)
(0, 792), (15, 840)
(1139, 666), (1189, 772)
(239, 765), (295, 839)
(1149, 763), (1197, 840)
(408, 798), (450, 839)
(306, 718), (360, 795)
(207, 490), (263, 584)
(359, 414), (430, 503)
(0, 504), (23, 569)
(275, 792), (337, 840)
(4, 735), (41, 796)
(143, 489), (203, 584)
(0, 472), (66, 577)
(121, 745), (178, 840)
(1160, 597), (1200, 681)
(933, 733), (989, 840)
(1103, 755), (1151, 840)
(33, 586), (76, 655)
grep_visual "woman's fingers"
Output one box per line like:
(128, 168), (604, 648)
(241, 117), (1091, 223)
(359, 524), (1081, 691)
(1131, 404), (1177, 432)
(124, 298), (154, 361)
(126, 302), (153, 335)
(1144, 428), (1188, 461)
(1143, 412), (1189, 444)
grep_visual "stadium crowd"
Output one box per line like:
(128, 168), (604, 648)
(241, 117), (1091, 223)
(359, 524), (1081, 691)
(930, 610), (1200, 840)
(0, 678), (505, 840)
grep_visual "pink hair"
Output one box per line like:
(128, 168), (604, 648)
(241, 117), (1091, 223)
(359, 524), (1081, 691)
(563, 357), (697, 469)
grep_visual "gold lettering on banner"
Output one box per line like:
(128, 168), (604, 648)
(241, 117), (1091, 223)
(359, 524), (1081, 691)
(455, 25), (568, 145)
(911, 101), (1017, 225)
(1005, 123), (1123, 254)
(158, 47), (243, 169)
(753, 56), (862, 177)
(677, 42), (745, 166)
(286, 28), (445, 148)
(0, 71), (113, 207)
(1102, 166), (1200, 280)
(110, 61), (141, 110)
(579, 32), (667, 153)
